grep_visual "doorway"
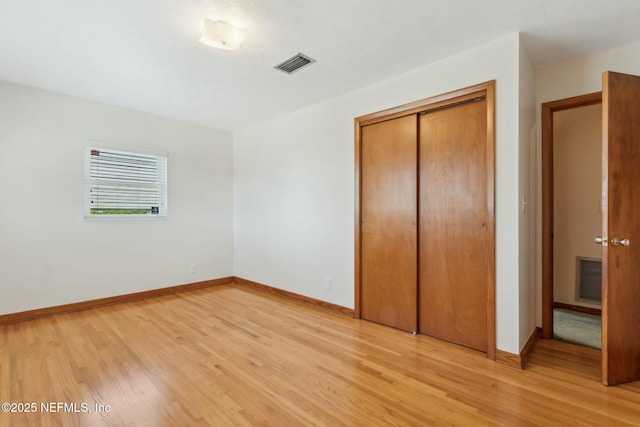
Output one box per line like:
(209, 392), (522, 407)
(541, 92), (602, 348)
(552, 100), (603, 349)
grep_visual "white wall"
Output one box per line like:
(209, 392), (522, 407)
(234, 33), (524, 353)
(535, 40), (640, 325)
(553, 105), (602, 308)
(518, 38), (538, 349)
(0, 81), (234, 315)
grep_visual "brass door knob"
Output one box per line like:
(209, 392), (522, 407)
(611, 237), (630, 247)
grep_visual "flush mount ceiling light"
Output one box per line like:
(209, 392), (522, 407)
(198, 18), (246, 51)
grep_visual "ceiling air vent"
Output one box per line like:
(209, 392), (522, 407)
(274, 53), (316, 74)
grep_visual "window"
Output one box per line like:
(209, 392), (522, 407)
(84, 142), (168, 220)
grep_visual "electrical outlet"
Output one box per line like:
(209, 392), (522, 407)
(324, 278), (332, 290)
(190, 264), (198, 275)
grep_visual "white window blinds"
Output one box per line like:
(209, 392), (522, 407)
(84, 142), (168, 220)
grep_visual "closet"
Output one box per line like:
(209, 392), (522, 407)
(355, 81), (495, 356)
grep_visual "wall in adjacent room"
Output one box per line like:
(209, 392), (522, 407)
(553, 104), (602, 308)
(0, 81), (234, 315)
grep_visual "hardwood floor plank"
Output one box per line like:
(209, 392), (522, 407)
(1, 285), (639, 426)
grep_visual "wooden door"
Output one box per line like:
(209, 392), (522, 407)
(360, 115), (418, 332)
(601, 71), (640, 385)
(418, 99), (489, 352)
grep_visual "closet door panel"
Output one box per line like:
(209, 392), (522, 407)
(361, 115), (418, 332)
(419, 100), (488, 351)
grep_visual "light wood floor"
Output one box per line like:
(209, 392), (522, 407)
(1, 285), (639, 426)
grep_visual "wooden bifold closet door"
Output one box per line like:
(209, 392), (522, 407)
(356, 82), (495, 355)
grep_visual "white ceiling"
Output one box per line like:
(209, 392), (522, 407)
(1, 0), (640, 131)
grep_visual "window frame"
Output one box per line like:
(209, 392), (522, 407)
(83, 141), (168, 221)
